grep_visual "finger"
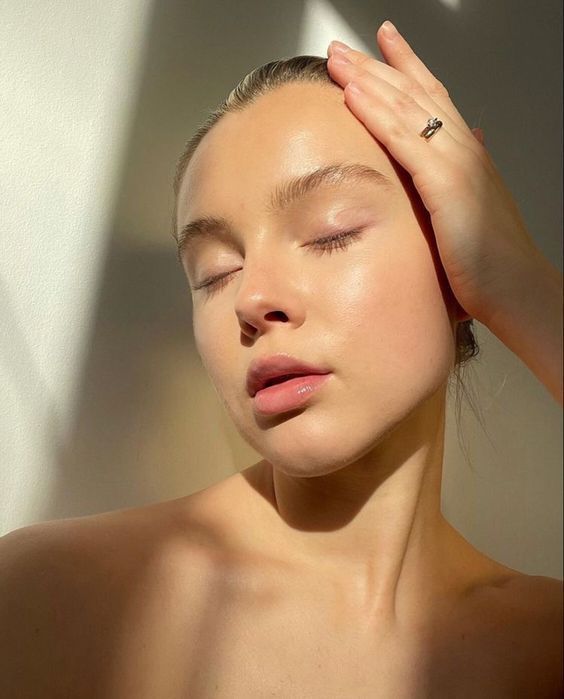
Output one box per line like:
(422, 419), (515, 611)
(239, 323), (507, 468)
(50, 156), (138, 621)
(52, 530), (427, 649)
(327, 47), (474, 149)
(339, 76), (484, 227)
(327, 61), (471, 188)
(374, 23), (474, 140)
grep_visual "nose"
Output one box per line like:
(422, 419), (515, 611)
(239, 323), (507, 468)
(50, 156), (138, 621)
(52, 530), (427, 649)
(234, 260), (306, 340)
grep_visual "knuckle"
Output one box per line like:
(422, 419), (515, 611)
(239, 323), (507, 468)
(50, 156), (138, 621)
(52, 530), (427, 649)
(385, 122), (408, 145)
(468, 144), (491, 171)
(398, 77), (418, 94)
(427, 78), (449, 98)
(390, 91), (415, 111)
(461, 145), (483, 168)
(356, 54), (372, 69)
(450, 151), (481, 184)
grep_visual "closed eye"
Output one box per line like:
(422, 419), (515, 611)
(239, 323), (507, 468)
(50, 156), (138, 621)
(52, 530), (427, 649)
(308, 229), (363, 255)
(193, 229), (363, 297)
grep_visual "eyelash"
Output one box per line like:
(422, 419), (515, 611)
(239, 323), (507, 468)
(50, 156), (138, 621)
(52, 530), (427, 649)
(194, 229), (363, 296)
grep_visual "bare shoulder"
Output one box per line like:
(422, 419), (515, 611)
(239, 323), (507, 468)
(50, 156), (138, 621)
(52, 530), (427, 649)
(0, 519), (104, 697)
(506, 572), (563, 696)
(500, 570), (563, 636)
(0, 481), (235, 593)
(458, 569), (563, 697)
(509, 571), (563, 610)
(0, 486), (235, 698)
(508, 571), (563, 645)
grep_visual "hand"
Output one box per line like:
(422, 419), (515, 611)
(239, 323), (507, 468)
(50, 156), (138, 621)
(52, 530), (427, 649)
(326, 21), (543, 329)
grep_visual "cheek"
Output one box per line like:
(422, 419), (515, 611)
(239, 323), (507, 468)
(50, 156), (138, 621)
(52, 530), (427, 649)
(193, 313), (229, 388)
(330, 230), (455, 382)
(193, 307), (247, 410)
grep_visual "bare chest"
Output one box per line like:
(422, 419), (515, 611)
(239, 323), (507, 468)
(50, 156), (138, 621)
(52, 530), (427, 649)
(98, 572), (551, 699)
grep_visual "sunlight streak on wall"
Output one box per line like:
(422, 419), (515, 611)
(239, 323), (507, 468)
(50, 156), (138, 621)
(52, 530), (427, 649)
(298, 0), (376, 57)
(437, 0), (461, 10)
(0, 0), (154, 532)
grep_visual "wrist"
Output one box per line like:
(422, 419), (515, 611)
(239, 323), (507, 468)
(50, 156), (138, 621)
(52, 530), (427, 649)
(484, 248), (563, 404)
(484, 248), (561, 330)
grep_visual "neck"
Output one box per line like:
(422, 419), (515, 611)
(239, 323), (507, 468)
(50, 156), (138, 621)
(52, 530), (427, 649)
(249, 386), (483, 626)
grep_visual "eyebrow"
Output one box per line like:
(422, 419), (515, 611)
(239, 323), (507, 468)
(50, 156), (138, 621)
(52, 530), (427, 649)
(174, 162), (394, 259)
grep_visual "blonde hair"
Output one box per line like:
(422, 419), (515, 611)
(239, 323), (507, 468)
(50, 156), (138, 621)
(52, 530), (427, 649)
(171, 55), (487, 468)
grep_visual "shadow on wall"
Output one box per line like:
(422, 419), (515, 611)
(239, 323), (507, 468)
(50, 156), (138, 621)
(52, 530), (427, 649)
(30, 0), (562, 524)
(39, 0), (312, 521)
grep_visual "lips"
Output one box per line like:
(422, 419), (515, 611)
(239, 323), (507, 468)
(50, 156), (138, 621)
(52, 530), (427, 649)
(246, 353), (332, 398)
(252, 373), (332, 416)
(262, 373), (304, 388)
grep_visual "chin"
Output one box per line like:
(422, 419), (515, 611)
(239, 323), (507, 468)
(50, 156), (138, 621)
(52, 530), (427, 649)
(233, 406), (406, 479)
(222, 369), (449, 477)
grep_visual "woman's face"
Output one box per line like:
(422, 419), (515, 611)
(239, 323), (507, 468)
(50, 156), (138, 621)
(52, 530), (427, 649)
(176, 82), (462, 476)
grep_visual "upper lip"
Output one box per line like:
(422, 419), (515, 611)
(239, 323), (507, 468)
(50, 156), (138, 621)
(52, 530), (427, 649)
(246, 353), (332, 397)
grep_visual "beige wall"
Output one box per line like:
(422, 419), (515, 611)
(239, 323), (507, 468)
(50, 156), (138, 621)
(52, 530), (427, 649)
(1, 0), (562, 578)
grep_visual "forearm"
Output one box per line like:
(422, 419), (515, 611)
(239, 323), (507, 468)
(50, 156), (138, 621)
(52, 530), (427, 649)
(484, 249), (563, 406)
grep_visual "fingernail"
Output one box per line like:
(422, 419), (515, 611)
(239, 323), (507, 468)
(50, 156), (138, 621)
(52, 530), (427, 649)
(329, 40), (351, 55)
(381, 20), (398, 38)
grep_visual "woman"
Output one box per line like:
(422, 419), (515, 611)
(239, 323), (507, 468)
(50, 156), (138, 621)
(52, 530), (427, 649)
(1, 20), (562, 698)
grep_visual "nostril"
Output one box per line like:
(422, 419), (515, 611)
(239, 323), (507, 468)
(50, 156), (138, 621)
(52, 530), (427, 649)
(264, 311), (289, 322)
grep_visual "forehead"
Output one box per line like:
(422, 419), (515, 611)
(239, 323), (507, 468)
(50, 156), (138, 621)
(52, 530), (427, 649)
(176, 82), (399, 228)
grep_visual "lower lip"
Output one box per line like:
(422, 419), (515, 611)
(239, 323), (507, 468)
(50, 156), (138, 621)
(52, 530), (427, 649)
(252, 373), (332, 416)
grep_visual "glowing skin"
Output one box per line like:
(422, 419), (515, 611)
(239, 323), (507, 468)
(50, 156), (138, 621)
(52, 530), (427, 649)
(176, 82), (492, 629)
